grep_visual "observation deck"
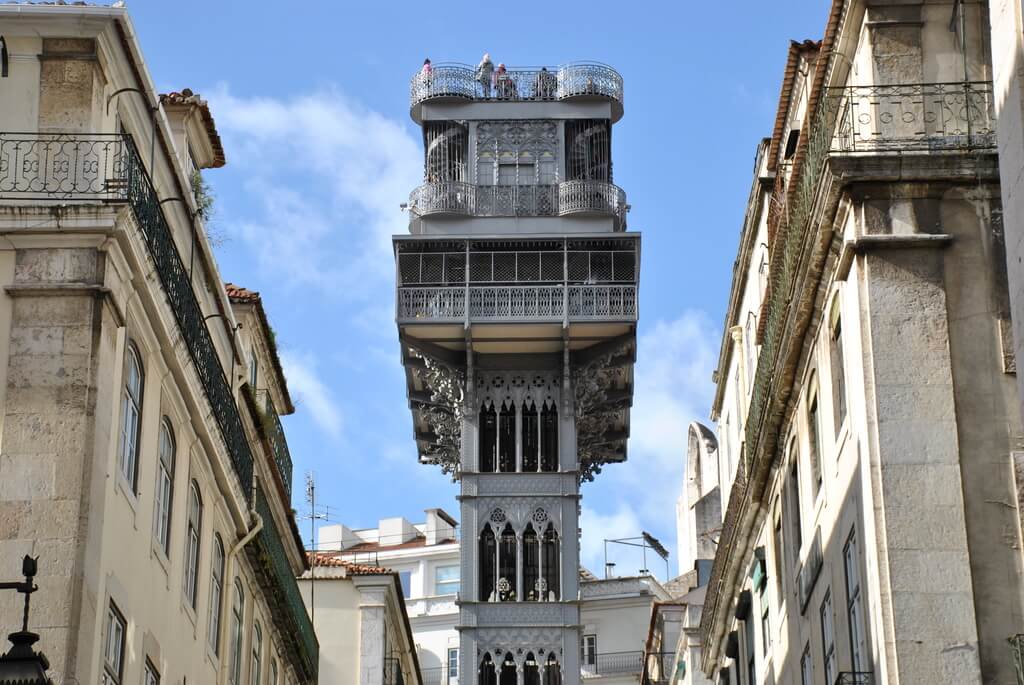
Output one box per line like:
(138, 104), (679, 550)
(409, 62), (624, 123)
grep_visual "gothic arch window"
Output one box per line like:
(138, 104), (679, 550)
(540, 401), (558, 472)
(500, 653), (517, 685)
(524, 653), (541, 685)
(542, 523), (560, 601)
(522, 399), (539, 472)
(480, 654), (497, 685)
(523, 523), (540, 601)
(479, 524), (497, 601)
(498, 400), (516, 472)
(480, 402), (497, 472)
(498, 523), (518, 601)
(543, 654), (562, 685)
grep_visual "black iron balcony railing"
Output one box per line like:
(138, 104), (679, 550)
(410, 62), (623, 111)
(408, 180), (627, 228)
(581, 651), (644, 678)
(826, 81), (995, 153)
(640, 652), (674, 685)
(0, 132), (126, 200)
(835, 673), (873, 685)
(256, 390), (293, 499)
(254, 487), (318, 682)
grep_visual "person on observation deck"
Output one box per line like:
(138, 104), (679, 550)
(476, 53), (494, 98)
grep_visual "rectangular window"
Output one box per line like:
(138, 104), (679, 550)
(830, 302), (847, 437)
(799, 644), (812, 685)
(103, 602), (126, 685)
(477, 159), (494, 185)
(788, 452), (803, 553)
(772, 512), (785, 604)
(435, 565), (460, 596)
(761, 607), (770, 657)
(498, 163), (517, 186)
(399, 570), (413, 598)
(448, 648), (459, 679)
(820, 590), (837, 685)
(144, 660), (160, 685)
(581, 634), (597, 666)
(744, 616), (756, 685)
(807, 391), (823, 500)
(844, 529), (868, 673)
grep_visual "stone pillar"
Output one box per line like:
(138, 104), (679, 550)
(38, 38), (101, 133)
(358, 586), (389, 685)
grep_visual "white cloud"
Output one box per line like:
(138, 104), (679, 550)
(280, 350), (343, 440)
(580, 504), (643, 575)
(207, 85), (421, 308)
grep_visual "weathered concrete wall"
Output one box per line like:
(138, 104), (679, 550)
(38, 38), (100, 133)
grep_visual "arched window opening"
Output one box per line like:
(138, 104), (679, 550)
(565, 119), (611, 182)
(479, 402), (497, 472)
(424, 121), (468, 183)
(499, 653), (517, 685)
(498, 400), (516, 472)
(479, 524), (496, 601)
(498, 523), (517, 601)
(229, 579), (244, 685)
(153, 418), (175, 554)
(543, 654), (561, 685)
(183, 481), (202, 608)
(542, 524), (560, 601)
(524, 653), (541, 685)
(522, 400), (539, 472)
(523, 524), (540, 601)
(479, 654), (497, 685)
(209, 535), (225, 655)
(540, 402), (558, 472)
(118, 342), (144, 489)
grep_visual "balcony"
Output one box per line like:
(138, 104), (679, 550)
(640, 652), (674, 685)
(0, 132), (127, 200)
(408, 180), (627, 229)
(256, 390), (294, 499)
(409, 62), (623, 121)
(826, 81), (995, 153)
(581, 651), (644, 679)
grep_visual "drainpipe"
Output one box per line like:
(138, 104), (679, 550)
(218, 476), (264, 685)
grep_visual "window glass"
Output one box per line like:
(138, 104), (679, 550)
(435, 565), (460, 595)
(154, 419), (175, 554)
(103, 602), (126, 685)
(799, 644), (812, 685)
(844, 529), (867, 672)
(580, 635), (597, 666)
(250, 621), (262, 685)
(144, 660), (160, 685)
(184, 481), (202, 607)
(830, 298), (847, 436)
(399, 570), (413, 598)
(761, 607), (771, 657)
(448, 648), (459, 679)
(230, 579), (245, 685)
(119, 343), (144, 489)
(807, 382), (823, 500)
(820, 590), (837, 685)
(209, 535), (225, 654)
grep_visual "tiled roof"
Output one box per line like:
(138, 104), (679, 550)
(225, 282), (260, 304)
(159, 88), (226, 168)
(223, 282), (293, 412)
(307, 552), (392, 575)
(343, 535), (457, 553)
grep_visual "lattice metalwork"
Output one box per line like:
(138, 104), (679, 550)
(559, 180), (627, 225)
(826, 82), (996, 152)
(567, 285), (637, 319)
(410, 62), (622, 108)
(397, 287), (466, 321)
(469, 285), (564, 321)
(254, 487), (319, 682)
(0, 132), (126, 200)
(256, 390), (293, 499)
(408, 181), (474, 216)
(398, 284), (637, 323)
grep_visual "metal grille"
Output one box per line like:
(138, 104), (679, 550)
(565, 119), (611, 182)
(0, 132), (126, 200)
(424, 121), (468, 182)
(397, 287), (466, 320)
(398, 245), (636, 285)
(410, 62), (622, 107)
(568, 285), (637, 319)
(469, 285), (564, 320)
(256, 390), (293, 499)
(397, 284), (637, 323)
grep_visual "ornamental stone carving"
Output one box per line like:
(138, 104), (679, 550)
(572, 338), (633, 482)
(476, 121), (558, 158)
(478, 498), (561, 534)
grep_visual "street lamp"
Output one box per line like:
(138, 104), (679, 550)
(0, 555), (52, 685)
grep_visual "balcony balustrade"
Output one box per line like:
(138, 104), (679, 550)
(410, 62), (623, 112)
(835, 673), (873, 685)
(0, 132), (127, 200)
(581, 651), (645, 678)
(408, 180), (626, 228)
(397, 284), (636, 324)
(256, 390), (294, 499)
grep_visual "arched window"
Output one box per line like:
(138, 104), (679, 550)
(806, 374), (823, 500)
(498, 524), (517, 602)
(745, 312), (757, 389)
(499, 653), (517, 685)
(479, 525), (496, 601)
(230, 579), (244, 685)
(829, 295), (847, 435)
(498, 400), (516, 472)
(522, 400), (539, 472)
(479, 654), (497, 685)
(543, 654), (561, 685)
(118, 342), (144, 489)
(542, 523), (559, 601)
(209, 534), (225, 654)
(270, 658), (279, 685)
(524, 653), (541, 685)
(540, 402), (558, 472)
(523, 524), (540, 601)
(153, 418), (175, 554)
(184, 481), (202, 608)
(479, 402), (497, 472)
(250, 620), (262, 685)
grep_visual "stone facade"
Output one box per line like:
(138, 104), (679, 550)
(699, 2), (1024, 684)
(0, 5), (312, 684)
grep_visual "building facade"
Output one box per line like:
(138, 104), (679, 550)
(0, 5), (315, 684)
(395, 60), (638, 685)
(699, 2), (1024, 684)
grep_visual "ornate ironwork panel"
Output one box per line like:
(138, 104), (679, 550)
(0, 132), (127, 200)
(397, 287), (466, 321)
(567, 285), (637, 320)
(256, 390), (293, 499)
(468, 285), (564, 321)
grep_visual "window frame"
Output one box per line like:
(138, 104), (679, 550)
(581, 634), (597, 667)
(844, 528), (868, 673)
(820, 589), (837, 685)
(118, 341), (144, 491)
(144, 659), (160, 685)
(153, 417), (176, 555)
(435, 564), (460, 596)
(806, 374), (823, 503)
(250, 620), (263, 685)
(210, 533), (226, 655)
(230, 578), (245, 685)
(448, 648), (459, 679)
(103, 601), (127, 685)
(183, 480), (203, 609)
(829, 295), (848, 439)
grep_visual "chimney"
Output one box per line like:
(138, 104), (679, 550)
(318, 523), (359, 551)
(378, 517), (418, 546)
(424, 508), (457, 546)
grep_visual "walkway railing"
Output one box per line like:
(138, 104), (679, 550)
(398, 248), (637, 286)
(410, 62), (623, 109)
(581, 651), (644, 678)
(835, 673), (873, 685)
(0, 132), (126, 200)
(641, 652), (674, 685)
(408, 180), (626, 227)
(256, 390), (293, 499)
(396, 284), (637, 323)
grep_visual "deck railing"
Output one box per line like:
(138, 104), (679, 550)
(410, 62), (623, 109)
(408, 180), (626, 227)
(256, 390), (293, 499)
(398, 248), (636, 286)
(0, 132), (127, 200)
(581, 651), (644, 678)
(396, 284), (637, 323)
(835, 673), (873, 685)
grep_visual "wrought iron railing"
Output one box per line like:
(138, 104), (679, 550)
(419, 666), (454, 685)
(396, 284), (637, 323)
(1011, 634), (1024, 685)
(835, 673), (873, 685)
(397, 248), (636, 286)
(410, 62), (623, 109)
(0, 132), (126, 200)
(581, 651), (644, 678)
(826, 81), (996, 153)
(254, 487), (318, 682)
(641, 652), (674, 685)
(408, 181), (626, 227)
(385, 657), (406, 685)
(256, 390), (293, 499)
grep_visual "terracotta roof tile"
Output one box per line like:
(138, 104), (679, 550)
(307, 551), (393, 575)
(224, 282), (260, 304)
(159, 88), (226, 168)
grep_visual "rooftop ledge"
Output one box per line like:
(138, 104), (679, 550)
(410, 62), (624, 123)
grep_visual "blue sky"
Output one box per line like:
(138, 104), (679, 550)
(129, 0), (826, 579)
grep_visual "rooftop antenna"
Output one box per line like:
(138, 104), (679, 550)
(305, 472), (327, 627)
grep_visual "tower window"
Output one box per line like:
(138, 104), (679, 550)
(479, 524), (497, 601)
(542, 523), (560, 600)
(540, 402), (559, 471)
(479, 402), (497, 472)
(522, 400), (539, 472)
(498, 400), (516, 472)
(498, 523), (518, 601)
(523, 523), (540, 600)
